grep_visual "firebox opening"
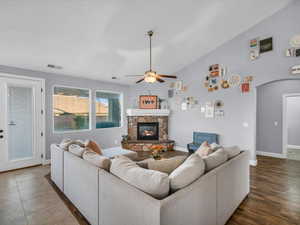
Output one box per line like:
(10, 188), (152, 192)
(137, 122), (159, 140)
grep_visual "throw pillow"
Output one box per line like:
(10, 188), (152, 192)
(85, 140), (102, 155)
(195, 141), (213, 157)
(59, 139), (85, 151)
(110, 155), (170, 199)
(68, 144), (85, 157)
(203, 148), (228, 172)
(137, 155), (188, 174)
(169, 153), (205, 191)
(223, 146), (241, 159)
(82, 150), (111, 171)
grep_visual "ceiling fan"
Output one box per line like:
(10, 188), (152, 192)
(125, 30), (177, 84)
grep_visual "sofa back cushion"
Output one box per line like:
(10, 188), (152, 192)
(110, 156), (170, 199)
(223, 146), (241, 159)
(169, 153), (205, 191)
(83, 150), (111, 171)
(203, 148), (228, 172)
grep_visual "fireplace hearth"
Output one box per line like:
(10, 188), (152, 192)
(137, 122), (159, 140)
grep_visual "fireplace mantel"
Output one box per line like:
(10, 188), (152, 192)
(126, 109), (170, 116)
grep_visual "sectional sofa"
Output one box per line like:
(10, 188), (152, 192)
(51, 144), (250, 225)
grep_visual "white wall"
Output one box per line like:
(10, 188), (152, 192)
(129, 1), (300, 162)
(0, 65), (130, 159)
(287, 96), (300, 147)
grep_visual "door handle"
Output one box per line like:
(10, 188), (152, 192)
(8, 122), (16, 126)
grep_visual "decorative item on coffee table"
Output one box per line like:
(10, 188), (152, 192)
(150, 145), (165, 160)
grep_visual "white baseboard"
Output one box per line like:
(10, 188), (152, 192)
(43, 159), (51, 165)
(287, 145), (300, 150)
(256, 151), (286, 159)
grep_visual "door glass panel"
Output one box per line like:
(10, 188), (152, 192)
(8, 86), (33, 160)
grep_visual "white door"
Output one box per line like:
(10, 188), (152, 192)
(0, 75), (44, 172)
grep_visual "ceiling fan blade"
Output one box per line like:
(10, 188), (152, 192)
(157, 74), (177, 79)
(156, 77), (165, 83)
(136, 78), (145, 83)
(125, 75), (144, 77)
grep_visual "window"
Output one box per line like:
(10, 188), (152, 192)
(53, 86), (90, 132)
(96, 91), (122, 129)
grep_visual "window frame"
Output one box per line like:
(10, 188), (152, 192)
(52, 85), (92, 134)
(95, 90), (123, 130)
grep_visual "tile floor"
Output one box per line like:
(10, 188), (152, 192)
(287, 148), (300, 161)
(0, 165), (79, 225)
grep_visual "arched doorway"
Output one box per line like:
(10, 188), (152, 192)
(256, 79), (300, 160)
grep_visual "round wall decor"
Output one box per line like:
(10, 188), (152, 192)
(290, 35), (300, 47)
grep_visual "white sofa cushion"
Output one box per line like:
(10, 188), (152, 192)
(203, 148), (228, 172)
(169, 153), (205, 191)
(223, 146), (241, 159)
(110, 155), (170, 199)
(210, 142), (222, 151)
(68, 144), (85, 157)
(83, 150), (111, 171)
(102, 147), (137, 160)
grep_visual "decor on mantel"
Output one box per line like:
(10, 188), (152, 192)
(124, 31), (177, 84)
(139, 95), (158, 109)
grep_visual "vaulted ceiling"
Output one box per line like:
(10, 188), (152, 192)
(0, 0), (293, 84)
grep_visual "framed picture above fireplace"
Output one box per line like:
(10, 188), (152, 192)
(139, 95), (158, 109)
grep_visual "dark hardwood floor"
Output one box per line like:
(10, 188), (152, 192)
(227, 156), (300, 225)
(46, 155), (300, 225)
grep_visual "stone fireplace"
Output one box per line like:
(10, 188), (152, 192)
(122, 109), (175, 151)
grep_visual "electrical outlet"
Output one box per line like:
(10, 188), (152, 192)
(114, 140), (118, 145)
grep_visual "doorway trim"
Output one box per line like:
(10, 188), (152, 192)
(282, 93), (300, 158)
(0, 72), (46, 166)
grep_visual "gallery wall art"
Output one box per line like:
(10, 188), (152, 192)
(249, 36), (273, 60)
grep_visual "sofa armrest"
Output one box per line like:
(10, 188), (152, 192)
(64, 151), (99, 225)
(50, 144), (64, 191)
(160, 171), (217, 225)
(98, 170), (161, 225)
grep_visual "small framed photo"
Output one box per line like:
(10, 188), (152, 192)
(259, 37), (273, 54)
(139, 95), (158, 109)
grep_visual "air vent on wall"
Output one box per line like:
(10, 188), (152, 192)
(47, 64), (63, 69)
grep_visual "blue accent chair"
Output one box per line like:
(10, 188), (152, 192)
(187, 132), (219, 153)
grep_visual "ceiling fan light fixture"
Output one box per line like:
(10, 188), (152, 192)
(144, 75), (156, 83)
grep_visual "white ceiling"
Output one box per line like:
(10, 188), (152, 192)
(0, 0), (292, 85)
